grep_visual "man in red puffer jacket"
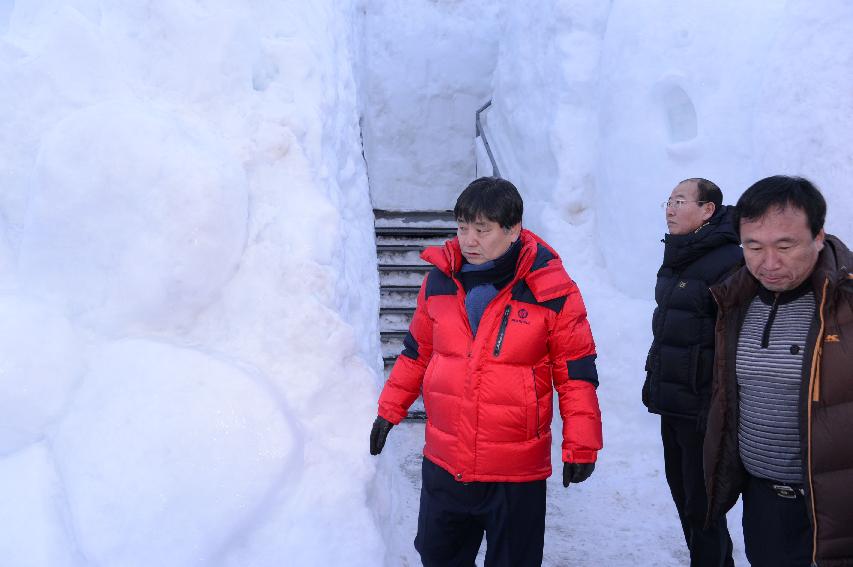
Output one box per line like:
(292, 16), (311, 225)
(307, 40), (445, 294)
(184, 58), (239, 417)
(369, 177), (603, 567)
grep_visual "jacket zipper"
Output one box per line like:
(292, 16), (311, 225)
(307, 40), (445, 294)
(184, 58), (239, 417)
(493, 305), (512, 356)
(807, 276), (829, 566)
(531, 368), (540, 438)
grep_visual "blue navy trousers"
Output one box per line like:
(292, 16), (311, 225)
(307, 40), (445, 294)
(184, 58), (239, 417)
(742, 473), (813, 567)
(414, 457), (546, 567)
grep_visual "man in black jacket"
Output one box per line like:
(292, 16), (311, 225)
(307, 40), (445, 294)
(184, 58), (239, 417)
(643, 178), (742, 567)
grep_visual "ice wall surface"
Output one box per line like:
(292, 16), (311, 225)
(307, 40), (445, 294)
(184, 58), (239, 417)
(0, 1), (383, 565)
(360, 0), (501, 210)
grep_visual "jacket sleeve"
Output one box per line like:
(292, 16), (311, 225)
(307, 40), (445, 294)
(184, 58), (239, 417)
(549, 285), (603, 463)
(377, 274), (434, 424)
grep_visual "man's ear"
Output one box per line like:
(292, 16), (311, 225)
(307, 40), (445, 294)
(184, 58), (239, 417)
(815, 228), (826, 252)
(702, 202), (716, 222)
(510, 223), (522, 241)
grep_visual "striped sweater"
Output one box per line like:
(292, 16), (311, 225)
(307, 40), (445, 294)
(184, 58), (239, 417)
(735, 287), (815, 484)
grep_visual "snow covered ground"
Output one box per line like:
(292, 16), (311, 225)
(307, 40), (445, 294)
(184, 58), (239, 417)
(0, 0), (851, 565)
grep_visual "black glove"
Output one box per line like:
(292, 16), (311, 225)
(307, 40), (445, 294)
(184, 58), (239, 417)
(370, 416), (394, 455)
(563, 462), (595, 487)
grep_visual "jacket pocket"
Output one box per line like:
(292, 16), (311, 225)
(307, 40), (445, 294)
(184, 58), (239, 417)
(688, 345), (701, 394)
(530, 368), (541, 439)
(422, 358), (437, 413)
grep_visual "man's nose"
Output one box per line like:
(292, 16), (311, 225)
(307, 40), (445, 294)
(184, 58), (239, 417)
(763, 249), (782, 269)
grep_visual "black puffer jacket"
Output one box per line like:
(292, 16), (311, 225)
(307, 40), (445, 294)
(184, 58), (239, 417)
(643, 206), (743, 423)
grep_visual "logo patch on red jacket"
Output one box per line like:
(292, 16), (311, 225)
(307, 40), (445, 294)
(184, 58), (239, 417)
(518, 308), (528, 319)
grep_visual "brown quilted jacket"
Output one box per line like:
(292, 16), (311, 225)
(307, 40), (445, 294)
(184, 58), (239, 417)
(704, 234), (853, 567)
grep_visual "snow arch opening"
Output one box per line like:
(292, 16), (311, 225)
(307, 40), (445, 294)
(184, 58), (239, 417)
(661, 84), (698, 144)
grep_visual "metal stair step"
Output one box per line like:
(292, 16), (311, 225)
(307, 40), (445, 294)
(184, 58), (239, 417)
(377, 244), (429, 252)
(380, 312), (413, 333)
(378, 248), (428, 265)
(378, 264), (432, 272)
(376, 234), (452, 246)
(381, 334), (404, 358)
(380, 285), (421, 308)
(381, 331), (407, 339)
(374, 209), (455, 226)
(375, 226), (457, 237)
(380, 271), (428, 287)
(380, 307), (416, 315)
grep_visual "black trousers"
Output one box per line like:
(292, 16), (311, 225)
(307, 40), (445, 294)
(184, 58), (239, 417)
(661, 416), (734, 567)
(742, 473), (813, 567)
(414, 457), (546, 567)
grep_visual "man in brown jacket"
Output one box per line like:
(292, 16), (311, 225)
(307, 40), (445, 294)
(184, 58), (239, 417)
(704, 175), (853, 567)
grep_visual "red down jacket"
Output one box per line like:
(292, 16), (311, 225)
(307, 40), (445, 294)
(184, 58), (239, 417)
(378, 229), (602, 482)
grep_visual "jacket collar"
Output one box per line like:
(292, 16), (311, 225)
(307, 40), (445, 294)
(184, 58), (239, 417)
(422, 229), (535, 276)
(421, 228), (572, 302)
(713, 234), (853, 309)
(661, 205), (740, 270)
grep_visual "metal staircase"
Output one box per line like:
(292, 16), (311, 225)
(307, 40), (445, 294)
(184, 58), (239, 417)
(375, 210), (457, 421)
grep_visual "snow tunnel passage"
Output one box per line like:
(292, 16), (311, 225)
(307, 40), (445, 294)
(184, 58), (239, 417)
(359, 1), (502, 211)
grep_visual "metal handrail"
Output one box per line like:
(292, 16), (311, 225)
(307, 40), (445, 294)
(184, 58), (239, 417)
(475, 100), (500, 178)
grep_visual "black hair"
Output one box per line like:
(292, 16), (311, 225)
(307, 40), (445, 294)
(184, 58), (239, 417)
(734, 175), (826, 238)
(680, 177), (723, 208)
(454, 177), (523, 229)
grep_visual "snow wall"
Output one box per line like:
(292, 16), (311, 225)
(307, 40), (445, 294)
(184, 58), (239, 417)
(486, 0), (853, 297)
(360, 0), (502, 211)
(0, 2), (383, 566)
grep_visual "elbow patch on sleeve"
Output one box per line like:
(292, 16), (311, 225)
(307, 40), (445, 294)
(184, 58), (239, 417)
(401, 331), (419, 360)
(568, 354), (599, 388)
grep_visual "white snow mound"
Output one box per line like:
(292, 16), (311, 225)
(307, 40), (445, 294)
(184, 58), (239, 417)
(19, 100), (248, 334)
(50, 338), (297, 567)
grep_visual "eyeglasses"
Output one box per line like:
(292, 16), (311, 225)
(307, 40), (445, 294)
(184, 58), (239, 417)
(661, 200), (708, 209)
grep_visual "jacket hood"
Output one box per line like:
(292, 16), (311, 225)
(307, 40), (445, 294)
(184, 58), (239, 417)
(812, 234), (853, 285)
(661, 205), (740, 270)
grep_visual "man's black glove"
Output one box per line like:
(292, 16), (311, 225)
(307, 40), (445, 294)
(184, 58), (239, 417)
(563, 462), (595, 487)
(370, 416), (394, 455)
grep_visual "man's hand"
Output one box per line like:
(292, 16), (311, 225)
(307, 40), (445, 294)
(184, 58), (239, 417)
(370, 416), (394, 455)
(563, 462), (595, 487)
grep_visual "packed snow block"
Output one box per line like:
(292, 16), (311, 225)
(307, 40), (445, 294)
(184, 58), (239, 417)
(19, 100), (248, 334)
(0, 295), (83, 456)
(0, 443), (80, 567)
(50, 339), (296, 567)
